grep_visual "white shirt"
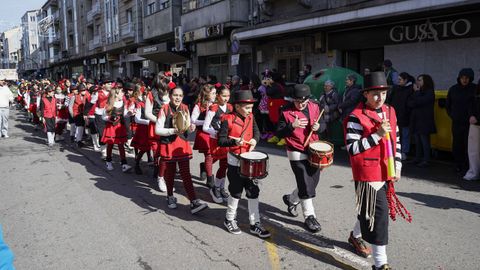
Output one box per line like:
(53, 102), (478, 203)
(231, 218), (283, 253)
(0, 85), (13, 108)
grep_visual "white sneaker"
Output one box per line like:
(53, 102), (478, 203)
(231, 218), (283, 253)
(106, 162), (114, 171)
(3, 135), (9, 138)
(122, 164), (132, 173)
(157, 177), (167, 192)
(93, 145), (101, 152)
(101, 149), (107, 160)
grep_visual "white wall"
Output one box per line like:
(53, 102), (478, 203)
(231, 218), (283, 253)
(385, 37), (480, 90)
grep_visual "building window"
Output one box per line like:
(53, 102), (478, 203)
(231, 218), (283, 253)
(30, 16), (36, 22)
(160, 0), (170, 10)
(32, 44), (37, 50)
(146, 1), (156, 15)
(182, 0), (222, 13)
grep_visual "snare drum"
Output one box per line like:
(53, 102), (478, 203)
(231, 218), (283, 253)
(308, 141), (334, 169)
(239, 151), (269, 179)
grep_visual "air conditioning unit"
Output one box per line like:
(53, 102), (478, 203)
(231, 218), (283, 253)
(173, 26), (184, 51)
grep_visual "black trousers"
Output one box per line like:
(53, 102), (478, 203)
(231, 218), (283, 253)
(44, 117), (56, 132)
(290, 160), (320, 199)
(73, 115), (85, 127)
(87, 118), (97, 134)
(227, 165), (260, 199)
(355, 182), (389, 246)
(452, 122), (469, 171)
(94, 114), (106, 145)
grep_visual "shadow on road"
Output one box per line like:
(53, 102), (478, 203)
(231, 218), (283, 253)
(396, 191), (480, 215)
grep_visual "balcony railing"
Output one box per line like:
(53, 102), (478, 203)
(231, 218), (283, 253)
(87, 2), (101, 22)
(48, 34), (61, 45)
(120, 23), (135, 39)
(88, 35), (102, 50)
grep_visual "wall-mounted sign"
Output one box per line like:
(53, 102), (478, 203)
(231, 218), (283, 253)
(389, 18), (471, 43)
(143, 46), (158, 53)
(231, 54), (240, 66)
(328, 12), (480, 50)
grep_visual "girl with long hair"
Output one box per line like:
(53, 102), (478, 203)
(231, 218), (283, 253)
(101, 86), (133, 173)
(202, 85), (232, 203)
(155, 87), (208, 214)
(191, 84), (217, 187)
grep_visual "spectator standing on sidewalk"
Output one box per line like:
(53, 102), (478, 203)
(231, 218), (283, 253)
(446, 68), (478, 174)
(383, 60), (398, 86)
(318, 80), (340, 140)
(339, 74), (362, 120)
(463, 72), (480, 181)
(407, 74), (436, 168)
(0, 79), (14, 138)
(388, 72), (414, 160)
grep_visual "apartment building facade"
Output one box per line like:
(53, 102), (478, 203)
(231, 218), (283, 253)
(0, 27), (22, 69)
(19, 10), (41, 77)
(23, 0), (480, 88)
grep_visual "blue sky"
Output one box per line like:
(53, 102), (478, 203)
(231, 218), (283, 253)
(0, 0), (46, 32)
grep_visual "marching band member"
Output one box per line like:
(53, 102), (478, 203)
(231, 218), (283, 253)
(145, 73), (171, 192)
(123, 82), (136, 152)
(218, 90), (270, 238)
(131, 86), (152, 175)
(91, 80), (112, 159)
(155, 87), (208, 214)
(54, 85), (68, 141)
(68, 84), (89, 147)
(191, 85), (216, 187)
(101, 86), (133, 173)
(344, 72), (410, 270)
(277, 84), (323, 233)
(203, 84), (231, 203)
(38, 86), (57, 147)
(83, 79), (101, 151)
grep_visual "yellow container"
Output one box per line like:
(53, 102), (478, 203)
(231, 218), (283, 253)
(430, 90), (452, 152)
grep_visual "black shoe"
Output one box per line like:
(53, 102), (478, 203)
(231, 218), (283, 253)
(200, 162), (207, 181)
(282, 194), (299, 217)
(206, 175), (214, 188)
(249, 222), (271, 239)
(304, 215), (321, 233)
(134, 165), (142, 175)
(224, 218), (241, 235)
(190, 199), (208, 214)
(77, 141), (85, 148)
(372, 264), (392, 270)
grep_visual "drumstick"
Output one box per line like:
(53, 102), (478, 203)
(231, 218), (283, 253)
(303, 109), (325, 148)
(229, 136), (254, 145)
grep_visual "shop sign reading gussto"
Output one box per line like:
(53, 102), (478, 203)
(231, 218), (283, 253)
(389, 18), (471, 43)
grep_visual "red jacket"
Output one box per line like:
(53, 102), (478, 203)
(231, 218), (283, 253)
(96, 90), (109, 109)
(348, 103), (397, 182)
(72, 93), (86, 117)
(281, 101), (320, 152)
(222, 113), (254, 155)
(42, 97), (57, 118)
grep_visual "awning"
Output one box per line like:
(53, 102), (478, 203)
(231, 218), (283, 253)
(137, 42), (189, 64)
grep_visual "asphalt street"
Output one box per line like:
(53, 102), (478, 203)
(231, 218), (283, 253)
(1, 109), (479, 270)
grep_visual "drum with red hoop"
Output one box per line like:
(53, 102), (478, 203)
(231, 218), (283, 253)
(308, 141), (334, 169)
(239, 151), (269, 179)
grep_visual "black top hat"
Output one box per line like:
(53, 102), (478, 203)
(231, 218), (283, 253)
(232, 90), (256, 104)
(362, 72), (389, 92)
(124, 82), (135, 90)
(292, 84), (311, 100)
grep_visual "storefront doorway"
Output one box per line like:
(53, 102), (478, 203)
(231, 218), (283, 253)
(277, 56), (300, 83)
(343, 48), (384, 74)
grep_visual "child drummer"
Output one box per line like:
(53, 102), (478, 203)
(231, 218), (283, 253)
(218, 90), (270, 238)
(276, 84), (323, 233)
(344, 72), (410, 270)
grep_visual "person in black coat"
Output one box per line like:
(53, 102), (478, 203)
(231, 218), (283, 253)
(338, 74), (362, 120)
(388, 72), (414, 160)
(407, 74), (436, 167)
(446, 68), (478, 173)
